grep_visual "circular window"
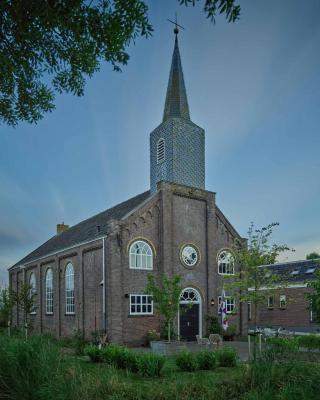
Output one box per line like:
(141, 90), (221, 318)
(180, 245), (199, 268)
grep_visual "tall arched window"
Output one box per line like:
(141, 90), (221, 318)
(218, 250), (235, 275)
(129, 240), (153, 270)
(65, 263), (75, 314)
(157, 138), (165, 163)
(29, 272), (37, 314)
(45, 268), (53, 314)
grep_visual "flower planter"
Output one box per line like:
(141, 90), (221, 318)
(150, 340), (187, 355)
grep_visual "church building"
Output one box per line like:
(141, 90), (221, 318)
(8, 30), (246, 344)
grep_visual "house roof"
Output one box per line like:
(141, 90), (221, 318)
(261, 259), (320, 283)
(11, 190), (151, 269)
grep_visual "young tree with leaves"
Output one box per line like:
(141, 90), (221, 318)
(225, 223), (291, 357)
(0, 0), (240, 126)
(16, 283), (37, 338)
(145, 274), (182, 343)
(0, 286), (16, 328)
(307, 269), (320, 324)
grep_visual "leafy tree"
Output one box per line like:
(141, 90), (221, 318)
(226, 223), (291, 358)
(306, 252), (320, 260)
(307, 269), (320, 324)
(16, 282), (37, 336)
(145, 274), (182, 342)
(0, 286), (17, 327)
(0, 0), (240, 126)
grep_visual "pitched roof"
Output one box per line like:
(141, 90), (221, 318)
(11, 190), (151, 269)
(261, 259), (320, 283)
(163, 35), (190, 122)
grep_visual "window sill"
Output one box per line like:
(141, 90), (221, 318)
(218, 273), (235, 276)
(129, 267), (153, 271)
(128, 314), (154, 317)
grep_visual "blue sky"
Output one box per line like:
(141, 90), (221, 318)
(1, 0), (320, 284)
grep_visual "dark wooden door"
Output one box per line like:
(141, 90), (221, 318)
(179, 304), (199, 341)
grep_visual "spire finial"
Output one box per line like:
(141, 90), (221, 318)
(167, 13), (185, 36)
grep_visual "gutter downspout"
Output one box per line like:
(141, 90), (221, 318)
(102, 236), (107, 332)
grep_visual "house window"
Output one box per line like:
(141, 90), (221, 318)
(130, 295), (153, 315)
(268, 296), (274, 309)
(129, 240), (153, 270)
(279, 295), (286, 309)
(248, 302), (252, 321)
(29, 272), (36, 314)
(157, 138), (165, 163)
(65, 263), (75, 314)
(218, 250), (234, 275)
(218, 296), (235, 314)
(310, 301), (316, 322)
(45, 268), (53, 314)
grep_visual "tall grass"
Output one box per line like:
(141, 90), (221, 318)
(0, 335), (78, 400)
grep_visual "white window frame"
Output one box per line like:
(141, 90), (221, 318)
(65, 263), (75, 315)
(29, 272), (37, 314)
(45, 268), (53, 315)
(217, 250), (235, 275)
(218, 295), (235, 314)
(156, 138), (165, 164)
(279, 294), (286, 309)
(130, 294), (153, 315)
(129, 240), (153, 270)
(268, 295), (274, 309)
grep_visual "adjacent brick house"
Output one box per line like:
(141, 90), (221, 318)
(250, 260), (320, 333)
(8, 31), (245, 344)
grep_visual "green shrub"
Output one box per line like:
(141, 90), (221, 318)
(175, 351), (198, 372)
(206, 315), (222, 335)
(216, 347), (237, 367)
(101, 344), (127, 368)
(297, 334), (320, 351)
(223, 324), (237, 340)
(84, 344), (103, 362)
(196, 350), (217, 370)
(136, 352), (165, 377)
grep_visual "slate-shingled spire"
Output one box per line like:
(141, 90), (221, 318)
(162, 34), (190, 122)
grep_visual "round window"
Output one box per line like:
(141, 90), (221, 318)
(180, 245), (199, 268)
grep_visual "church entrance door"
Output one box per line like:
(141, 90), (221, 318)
(179, 288), (201, 341)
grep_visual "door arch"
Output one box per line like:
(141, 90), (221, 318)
(178, 287), (202, 341)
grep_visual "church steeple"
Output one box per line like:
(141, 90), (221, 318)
(163, 34), (190, 122)
(150, 28), (205, 193)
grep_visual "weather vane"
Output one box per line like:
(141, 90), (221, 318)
(167, 13), (185, 36)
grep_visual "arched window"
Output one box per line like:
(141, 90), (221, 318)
(29, 272), (36, 314)
(157, 138), (165, 163)
(129, 240), (153, 270)
(45, 268), (53, 314)
(218, 250), (235, 275)
(65, 263), (75, 314)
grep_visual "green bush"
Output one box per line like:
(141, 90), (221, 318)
(223, 324), (237, 340)
(297, 334), (320, 351)
(176, 351), (198, 372)
(216, 347), (237, 367)
(196, 350), (217, 370)
(84, 344), (103, 362)
(136, 352), (165, 377)
(101, 344), (128, 368)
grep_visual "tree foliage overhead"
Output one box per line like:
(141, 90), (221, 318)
(306, 252), (320, 260)
(0, 0), (240, 126)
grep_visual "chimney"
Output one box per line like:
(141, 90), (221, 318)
(56, 222), (69, 235)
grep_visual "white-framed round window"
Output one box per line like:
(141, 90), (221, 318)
(180, 244), (199, 268)
(218, 250), (235, 275)
(129, 240), (153, 270)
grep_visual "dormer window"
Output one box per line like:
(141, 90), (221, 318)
(157, 138), (165, 163)
(290, 270), (299, 276)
